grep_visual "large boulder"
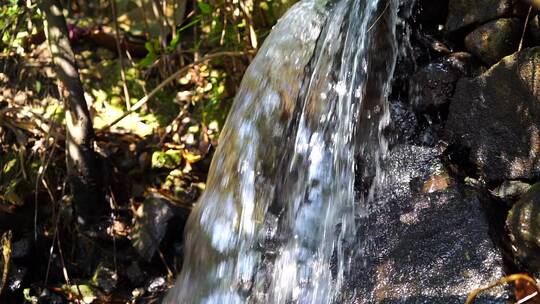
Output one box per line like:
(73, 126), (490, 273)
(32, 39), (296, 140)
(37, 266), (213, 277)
(445, 47), (540, 182)
(343, 145), (508, 303)
(507, 183), (540, 275)
(465, 18), (522, 65)
(446, 0), (526, 32)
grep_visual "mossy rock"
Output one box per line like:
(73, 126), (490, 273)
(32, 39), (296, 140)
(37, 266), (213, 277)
(507, 182), (540, 274)
(464, 18), (522, 66)
(446, 0), (526, 32)
(444, 47), (540, 182)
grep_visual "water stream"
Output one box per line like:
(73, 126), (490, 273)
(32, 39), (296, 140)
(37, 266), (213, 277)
(164, 0), (399, 302)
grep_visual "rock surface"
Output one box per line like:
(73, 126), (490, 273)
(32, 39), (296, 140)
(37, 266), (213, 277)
(409, 52), (472, 112)
(131, 194), (176, 261)
(465, 18), (522, 65)
(507, 183), (540, 275)
(344, 145), (507, 303)
(416, 0), (449, 24)
(445, 47), (540, 182)
(492, 180), (532, 201)
(446, 0), (525, 32)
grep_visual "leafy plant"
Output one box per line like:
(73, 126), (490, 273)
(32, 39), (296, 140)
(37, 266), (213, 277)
(0, 0), (39, 53)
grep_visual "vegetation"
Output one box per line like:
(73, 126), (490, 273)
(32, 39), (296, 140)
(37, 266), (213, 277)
(0, 0), (293, 302)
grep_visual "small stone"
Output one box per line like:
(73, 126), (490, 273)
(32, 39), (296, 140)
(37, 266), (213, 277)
(422, 172), (453, 193)
(146, 276), (167, 293)
(0, 73), (8, 83)
(7, 266), (26, 292)
(132, 287), (144, 298)
(465, 18), (522, 66)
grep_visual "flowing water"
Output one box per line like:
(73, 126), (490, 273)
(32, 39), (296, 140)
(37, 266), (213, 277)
(164, 0), (399, 303)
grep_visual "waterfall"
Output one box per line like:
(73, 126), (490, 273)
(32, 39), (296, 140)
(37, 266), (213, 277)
(164, 0), (399, 303)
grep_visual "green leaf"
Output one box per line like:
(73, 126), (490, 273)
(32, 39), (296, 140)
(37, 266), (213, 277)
(2, 158), (17, 176)
(151, 150), (182, 169)
(62, 284), (98, 303)
(167, 32), (181, 52)
(137, 53), (157, 68)
(3, 178), (23, 205)
(35, 80), (42, 93)
(144, 41), (156, 54)
(197, 1), (212, 14)
(23, 288), (38, 302)
(177, 16), (202, 33)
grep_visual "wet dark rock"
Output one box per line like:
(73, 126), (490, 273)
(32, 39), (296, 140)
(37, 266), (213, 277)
(507, 183), (540, 275)
(131, 193), (176, 260)
(346, 145), (508, 303)
(491, 180), (531, 202)
(409, 53), (472, 113)
(414, 31), (453, 55)
(422, 171), (454, 193)
(529, 15), (540, 46)
(445, 47), (540, 182)
(446, 0), (526, 32)
(416, 0), (449, 24)
(147, 276), (167, 293)
(388, 101), (441, 147)
(465, 18), (523, 65)
(93, 263), (118, 294)
(389, 102), (418, 143)
(38, 288), (63, 304)
(417, 125), (439, 146)
(7, 265), (26, 292)
(11, 237), (31, 259)
(445, 51), (478, 74)
(126, 261), (145, 286)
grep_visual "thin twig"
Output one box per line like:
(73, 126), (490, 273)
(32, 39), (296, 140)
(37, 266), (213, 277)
(517, 291), (539, 304)
(519, 6), (533, 52)
(44, 180), (63, 287)
(108, 187), (119, 274)
(34, 107), (60, 242)
(238, 0), (258, 49)
(367, 1), (391, 32)
(110, 0), (132, 110)
(220, 16), (228, 46)
(157, 248), (173, 279)
(466, 273), (540, 304)
(99, 50), (253, 131)
(56, 233), (84, 303)
(0, 231), (12, 298)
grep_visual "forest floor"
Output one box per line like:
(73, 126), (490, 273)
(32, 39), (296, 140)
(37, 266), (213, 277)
(0, 0), (279, 301)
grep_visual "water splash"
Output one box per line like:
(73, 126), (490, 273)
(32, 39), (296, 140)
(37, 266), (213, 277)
(164, 0), (398, 303)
